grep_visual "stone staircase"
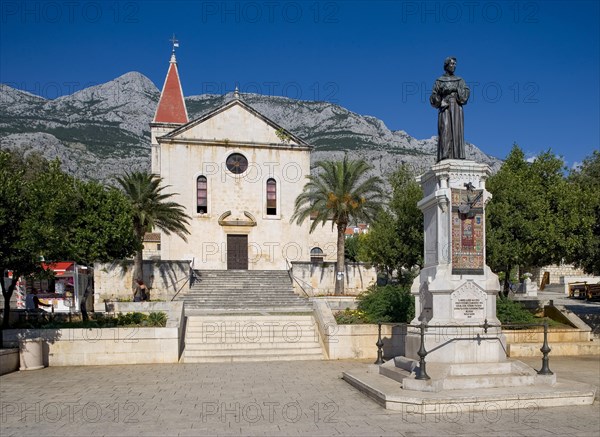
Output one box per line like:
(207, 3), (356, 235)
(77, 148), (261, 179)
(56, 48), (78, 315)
(176, 270), (312, 312)
(183, 314), (325, 363)
(177, 270), (325, 362)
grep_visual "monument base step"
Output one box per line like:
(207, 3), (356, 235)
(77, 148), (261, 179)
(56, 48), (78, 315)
(378, 358), (544, 392)
(343, 363), (597, 412)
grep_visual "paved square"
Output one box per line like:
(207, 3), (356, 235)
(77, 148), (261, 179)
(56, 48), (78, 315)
(1, 356), (598, 436)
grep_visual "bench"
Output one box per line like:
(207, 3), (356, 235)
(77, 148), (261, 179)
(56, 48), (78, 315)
(568, 282), (588, 299)
(586, 283), (600, 300)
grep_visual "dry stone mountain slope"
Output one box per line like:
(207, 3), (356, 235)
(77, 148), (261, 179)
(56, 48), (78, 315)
(0, 72), (501, 184)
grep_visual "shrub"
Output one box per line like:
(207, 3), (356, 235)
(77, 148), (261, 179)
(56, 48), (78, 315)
(8, 311), (166, 329)
(146, 311), (167, 327)
(496, 296), (537, 325)
(116, 312), (146, 326)
(334, 308), (370, 325)
(357, 284), (415, 323)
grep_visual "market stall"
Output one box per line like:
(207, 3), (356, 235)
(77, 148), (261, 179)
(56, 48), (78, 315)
(33, 262), (92, 313)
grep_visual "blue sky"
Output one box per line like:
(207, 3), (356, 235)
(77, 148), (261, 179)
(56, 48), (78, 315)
(1, 0), (598, 166)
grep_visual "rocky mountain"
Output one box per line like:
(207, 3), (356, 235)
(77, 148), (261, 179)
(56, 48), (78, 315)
(0, 72), (501, 183)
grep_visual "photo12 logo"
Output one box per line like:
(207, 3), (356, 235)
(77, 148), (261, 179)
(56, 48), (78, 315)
(200, 1), (340, 24)
(199, 240), (337, 264)
(1, 1), (140, 24)
(399, 1), (540, 24)
(199, 160), (305, 184)
(202, 81), (340, 103)
(200, 400), (338, 424)
(0, 401), (140, 424)
(1, 78), (149, 101)
(401, 81), (540, 104)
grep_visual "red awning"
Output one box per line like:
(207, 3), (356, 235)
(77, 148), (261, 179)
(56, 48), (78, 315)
(42, 262), (75, 276)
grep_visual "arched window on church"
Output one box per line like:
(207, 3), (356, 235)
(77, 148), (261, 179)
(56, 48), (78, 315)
(197, 176), (207, 214)
(266, 178), (277, 215)
(310, 247), (324, 264)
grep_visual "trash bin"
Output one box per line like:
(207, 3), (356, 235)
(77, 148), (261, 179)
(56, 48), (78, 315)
(18, 338), (45, 371)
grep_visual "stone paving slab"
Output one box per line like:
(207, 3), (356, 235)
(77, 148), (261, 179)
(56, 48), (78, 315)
(0, 356), (598, 436)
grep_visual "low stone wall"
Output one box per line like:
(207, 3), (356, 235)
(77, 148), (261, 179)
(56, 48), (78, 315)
(531, 264), (595, 286)
(503, 328), (590, 345)
(291, 262), (377, 296)
(0, 348), (19, 375)
(312, 299), (403, 360)
(328, 323), (404, 360)
(318, 297), (358, 311)
(107, 301), (184, 328)
(3, 302), (184, 366)
(3, 327), (180, 366)
(94, 260), (190, 304)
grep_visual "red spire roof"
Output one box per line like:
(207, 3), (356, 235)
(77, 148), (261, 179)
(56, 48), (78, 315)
(153, 53), (188, 124)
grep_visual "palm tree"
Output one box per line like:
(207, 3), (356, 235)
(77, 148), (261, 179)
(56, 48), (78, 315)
(116, 171), (191, 288)
(291, 156), (386, 295)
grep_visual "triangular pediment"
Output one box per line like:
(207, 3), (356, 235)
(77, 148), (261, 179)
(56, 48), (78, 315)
(161, 99), (310, 147)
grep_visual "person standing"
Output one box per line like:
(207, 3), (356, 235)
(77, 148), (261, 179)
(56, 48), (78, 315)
(133, 279), (149, 302)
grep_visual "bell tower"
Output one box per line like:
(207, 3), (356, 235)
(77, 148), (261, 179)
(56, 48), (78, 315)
(151, 35), (188, 175)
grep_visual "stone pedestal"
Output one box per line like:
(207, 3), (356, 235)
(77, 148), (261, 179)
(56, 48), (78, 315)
(406, 159), (505, 363)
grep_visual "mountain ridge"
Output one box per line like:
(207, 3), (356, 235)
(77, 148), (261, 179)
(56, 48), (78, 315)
(0, 72), (501, 183)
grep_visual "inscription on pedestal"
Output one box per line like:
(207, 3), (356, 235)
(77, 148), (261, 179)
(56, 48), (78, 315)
(451, 282), (486, 320)
(453, 298), (484, 319)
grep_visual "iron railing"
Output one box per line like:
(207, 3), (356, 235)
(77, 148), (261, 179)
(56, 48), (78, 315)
(374, 319), (553, 379)
(284, 258), (312, 298)
(169, 266), (194, 301)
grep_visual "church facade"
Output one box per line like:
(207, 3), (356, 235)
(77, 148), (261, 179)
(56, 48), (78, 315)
(150, 52), (337, 270)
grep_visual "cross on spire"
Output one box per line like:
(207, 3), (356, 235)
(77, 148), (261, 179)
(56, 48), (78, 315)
(170, 34), (179, 53)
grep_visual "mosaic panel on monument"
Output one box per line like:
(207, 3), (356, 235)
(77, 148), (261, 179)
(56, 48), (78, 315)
(451, 188), (484, 275)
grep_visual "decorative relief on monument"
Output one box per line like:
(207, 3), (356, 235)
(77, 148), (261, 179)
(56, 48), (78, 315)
(423, 177), (437, 196)
(419, 281), (433, 322)
(451, 281), (486, 320)
(449, 172), (480, 187)
(451, 188), (484, 274)
(424, 210), (438, 265)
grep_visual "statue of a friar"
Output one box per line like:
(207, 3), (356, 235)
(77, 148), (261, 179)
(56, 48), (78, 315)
(430, 57), (470, 162)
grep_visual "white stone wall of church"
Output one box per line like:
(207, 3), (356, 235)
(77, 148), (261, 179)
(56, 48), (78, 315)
(151, 124), (175, 174)
(307, 223), (338, 262)
(158, 141), (336, 269)
(181, 104), (283, 144)
(153, 101), (341, 269)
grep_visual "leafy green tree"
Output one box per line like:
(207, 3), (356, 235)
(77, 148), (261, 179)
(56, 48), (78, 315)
(116, 171), (191, 287)
(359, 165), (423, 282)
(1, 151), (138, 338)
(1, 154), (78, 335)
(291, 156), (386, 295)
(344, 234), (362, 262)
(0, 151), (39, 333)
(69, 181), (138, 265)
(18, 160), (84, 263)
(568, 151), (600, 274)
(486, 145), (590, 294)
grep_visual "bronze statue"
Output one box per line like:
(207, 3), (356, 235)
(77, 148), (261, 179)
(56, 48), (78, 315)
(430, 57), (470, 162)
